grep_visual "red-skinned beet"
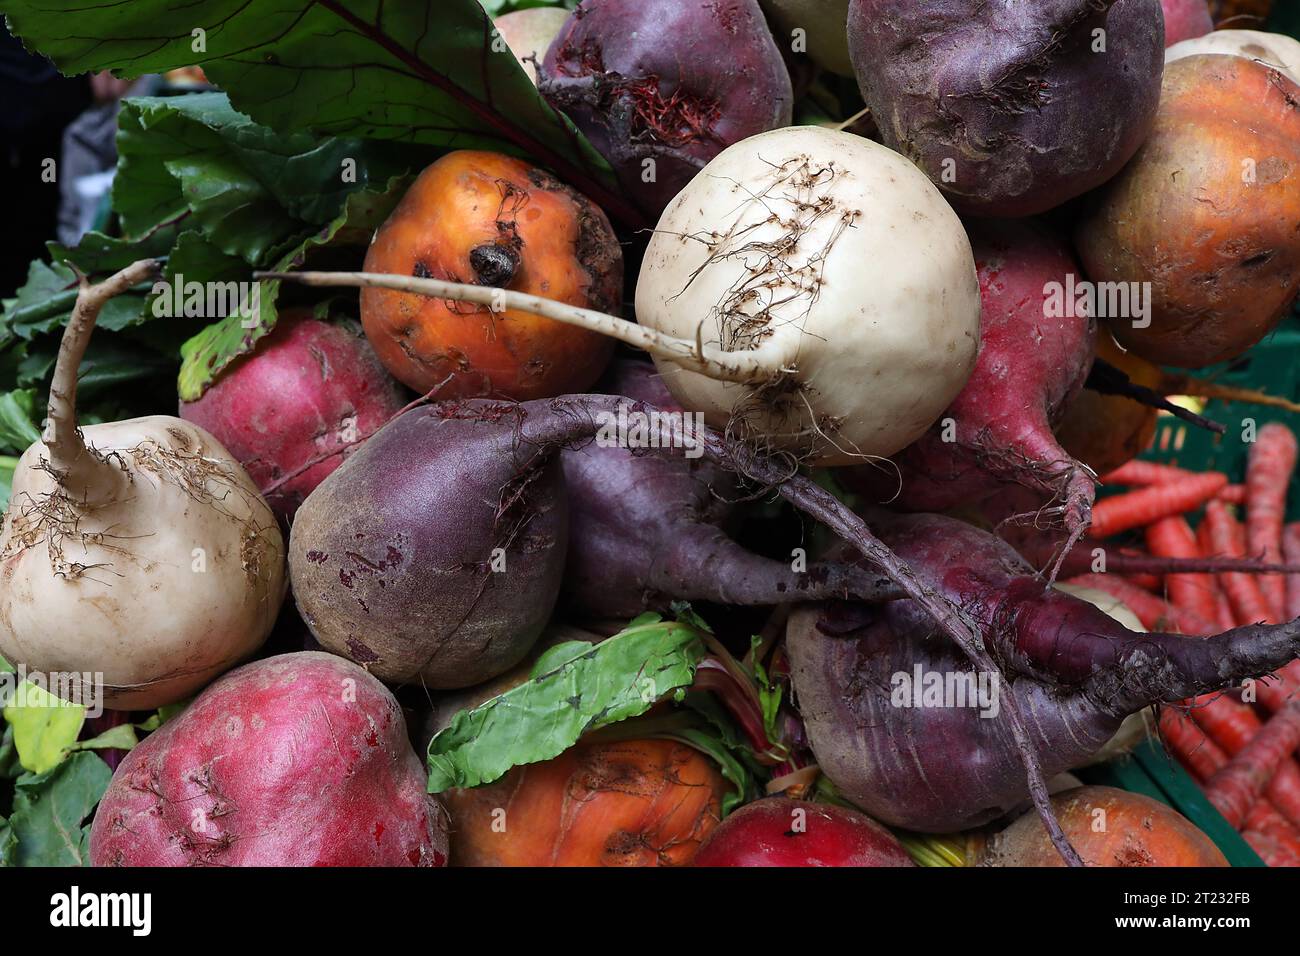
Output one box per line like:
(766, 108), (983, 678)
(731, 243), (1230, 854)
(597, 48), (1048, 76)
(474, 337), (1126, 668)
(1162, 0), (1214, 45)
(180, 311), (407, 521)
(538, 0), (793, 218)
(845, 220), (1098, 555)
(89, 653), (448, 867)
(786, 511), (1300, 833)
(561, 358), (901, 618)
(693, 797), (915, 867)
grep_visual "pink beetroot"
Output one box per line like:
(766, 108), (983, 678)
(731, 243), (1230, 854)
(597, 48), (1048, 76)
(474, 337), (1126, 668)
(89, 653), (448, 867)
(180, 312), (408, 521)
(1162, 0), (1215, 45)
(693, 798), (915, 867)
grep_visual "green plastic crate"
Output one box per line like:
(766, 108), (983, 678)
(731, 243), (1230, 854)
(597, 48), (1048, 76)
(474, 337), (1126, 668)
(1140, 321), (1300, 510)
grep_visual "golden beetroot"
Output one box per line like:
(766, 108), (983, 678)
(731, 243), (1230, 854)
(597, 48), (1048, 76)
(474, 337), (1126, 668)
(977, 786), (1228, 867)
(1076, 55), (1300, 369)
(443, 739), (726, 866)
(361, 150), (622, 400)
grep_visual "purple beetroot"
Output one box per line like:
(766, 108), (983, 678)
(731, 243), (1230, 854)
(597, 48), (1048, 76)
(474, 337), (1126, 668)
(561, 358), (900, 618)
(785, 511), (1300, 833)
(539, 0), (794, 218)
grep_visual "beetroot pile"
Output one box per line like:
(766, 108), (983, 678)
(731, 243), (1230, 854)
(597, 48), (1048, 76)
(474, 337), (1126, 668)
(3, 0), (1300, 871)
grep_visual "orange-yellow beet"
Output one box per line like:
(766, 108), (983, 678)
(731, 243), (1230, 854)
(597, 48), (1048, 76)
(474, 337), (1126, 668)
(361, 150), (622, 400)
(444, 739), (725, 866)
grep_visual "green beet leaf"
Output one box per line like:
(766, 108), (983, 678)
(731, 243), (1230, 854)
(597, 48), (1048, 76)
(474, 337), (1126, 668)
(427, 618), (707, 792)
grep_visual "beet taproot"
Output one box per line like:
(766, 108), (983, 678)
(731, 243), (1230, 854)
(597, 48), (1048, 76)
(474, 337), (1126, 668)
(562, 358), (900, 617)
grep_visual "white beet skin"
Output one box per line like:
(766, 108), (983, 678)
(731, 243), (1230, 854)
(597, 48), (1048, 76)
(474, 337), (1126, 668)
(0, 260), (287, 710)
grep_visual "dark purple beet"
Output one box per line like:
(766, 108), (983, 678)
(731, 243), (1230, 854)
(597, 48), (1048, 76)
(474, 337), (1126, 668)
(288, 401), (569, 689)
(539, 0), (793, 218)
(786, 511), (1300, 833)
(847, 0), (1165, 217)
(561, 358), (899, 618)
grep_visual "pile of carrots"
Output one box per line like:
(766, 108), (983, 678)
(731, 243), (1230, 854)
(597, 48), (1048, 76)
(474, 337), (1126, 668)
(1066, 423), (1300, 867)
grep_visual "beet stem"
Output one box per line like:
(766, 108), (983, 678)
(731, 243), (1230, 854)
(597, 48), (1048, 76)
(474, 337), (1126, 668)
(45, 259), (161, 480)
(256, 270), (770, 386)
(1088, 358), (1226, 435)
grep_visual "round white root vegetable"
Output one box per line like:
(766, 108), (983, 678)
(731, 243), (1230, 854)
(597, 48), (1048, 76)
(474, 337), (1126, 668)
(0, 261), (287, 710)
(1166, 30), (1300, 84)
(635, 126), (982, 466)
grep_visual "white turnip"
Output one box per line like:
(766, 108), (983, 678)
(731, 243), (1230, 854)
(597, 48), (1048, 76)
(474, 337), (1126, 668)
(0, 261), (287, 710)
(1166, 29), (1300, 82)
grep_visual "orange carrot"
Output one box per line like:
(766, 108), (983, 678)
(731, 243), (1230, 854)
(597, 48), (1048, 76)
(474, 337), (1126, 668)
(1218, 484), (1248, 505)
(1101, 460), (1199, 486)
(1062, 574), (1216, 635)
(1160, 707), (1228, 781)
(1089, 473), (1229, 539)
(1160, 707), (1300, 854)
(1204, 700), (1300, 829)
(1245, 802), (1300, 860)
(1146, 516), (1219, 625)
(1245, 423), (1297, 620)
(1284, 522), (1300, 621)
(1124, 572), (1161, 591)
(1204, 501), (1277, 626)
(1194, 519), (1238, 631)
(1243, 828), (1300, 867)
